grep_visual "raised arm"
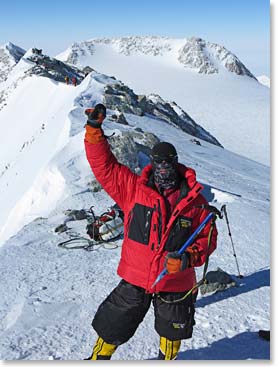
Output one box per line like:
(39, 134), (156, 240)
(84, 105), (138, 211)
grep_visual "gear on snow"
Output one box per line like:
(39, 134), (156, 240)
(55, 205), (124, 251)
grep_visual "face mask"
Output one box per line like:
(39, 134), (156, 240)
(152, 160), (179, 190)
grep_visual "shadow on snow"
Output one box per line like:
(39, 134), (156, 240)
(196, 268), (270, 309)
(179, 331), (270, 360)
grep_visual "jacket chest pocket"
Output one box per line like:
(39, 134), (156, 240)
(164, 216), (193, 252)
(128, 203), (154, 245)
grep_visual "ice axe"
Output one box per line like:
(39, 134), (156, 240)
(151, 210), (218, 289)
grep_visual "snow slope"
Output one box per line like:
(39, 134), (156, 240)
(0, 71), (270, 360)
(0, 54), (219, 245)
(0, 54), (89, 244)
(257, 75), (270, 88)
(57, 36), (270, 165)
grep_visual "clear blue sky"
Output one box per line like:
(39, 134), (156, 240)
(0, 0), (270, 75)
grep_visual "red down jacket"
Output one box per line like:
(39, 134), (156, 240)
(85, 138), (217, 293)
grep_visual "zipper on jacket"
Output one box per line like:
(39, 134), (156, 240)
(144, 209), (152, 243)
(156, 199), (162, 251)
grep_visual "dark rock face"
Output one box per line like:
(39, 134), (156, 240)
(6, 42), (26, 63)
(111, 112), (129, 125)
(104, 84), (143, 116)
(25, 51), (84, 84)
(103, 83), (222, 147)
(178, 37), (217, 74)
(108, 130), (160, 173)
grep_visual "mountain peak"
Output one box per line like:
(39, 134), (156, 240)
(178, 36), (256, 78)
(58, 36), (256, 79)
(0, 42), (26, 83)
(2, 42), (26, 62)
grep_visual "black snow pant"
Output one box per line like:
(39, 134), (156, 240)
(92, 279), (196, 346)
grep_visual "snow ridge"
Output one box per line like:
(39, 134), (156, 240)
(0, 42), (26, 83)
(59, 36), (255, 78)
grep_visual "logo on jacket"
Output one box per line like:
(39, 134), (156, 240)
(172, 322), (186, 329)
(179, 218), (192, 228)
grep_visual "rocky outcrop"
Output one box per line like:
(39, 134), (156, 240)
(178, 37), (256, 79)
(103, 82), (222, 147)
(25, 50), (84, 84)
(111, 111), (129, 125)
(113, 36), (172, 56)
(208, 41), (256, 78)
(66, 41), (95, 65)
(103, 83), (144, 115)
(107, 130), (159, 173)
(178, 37), (217, 74)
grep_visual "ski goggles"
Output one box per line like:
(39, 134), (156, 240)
(151, 154), (178, 164)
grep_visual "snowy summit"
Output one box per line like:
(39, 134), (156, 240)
(57, 36), (256, 78)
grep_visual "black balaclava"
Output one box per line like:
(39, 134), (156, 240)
(151, 142), (179, 191)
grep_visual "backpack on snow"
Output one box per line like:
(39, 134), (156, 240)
(86, 206), (124, 242)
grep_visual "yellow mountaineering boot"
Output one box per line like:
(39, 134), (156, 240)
(158, 336), (181, 360)
(85, 337), (117, 360)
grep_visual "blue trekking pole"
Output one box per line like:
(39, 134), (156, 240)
(151, 211), (216, 289)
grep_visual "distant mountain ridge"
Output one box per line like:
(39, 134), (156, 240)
(58, 36), (256, 78)
(0, 38), (269, 165)
(0, 42), (26, 83)
(56, 35), (269, 165)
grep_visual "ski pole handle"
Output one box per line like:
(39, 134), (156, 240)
(151, 212), (215, 288)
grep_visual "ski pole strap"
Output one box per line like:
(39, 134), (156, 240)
(156, 217), (217, 304)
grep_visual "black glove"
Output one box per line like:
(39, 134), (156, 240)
(85, 104), (106, 128)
